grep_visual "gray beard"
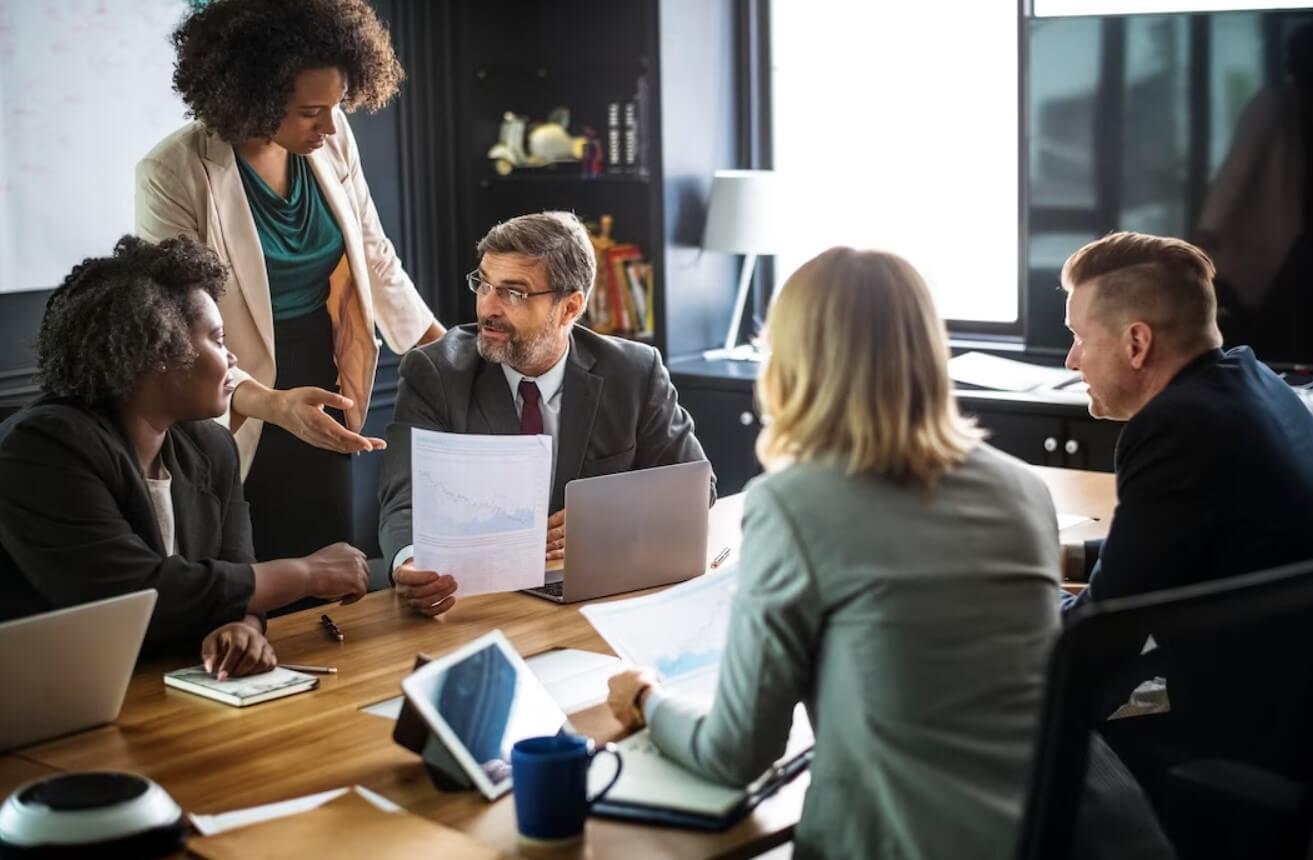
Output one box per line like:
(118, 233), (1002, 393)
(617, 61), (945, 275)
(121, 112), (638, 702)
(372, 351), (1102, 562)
(476, 324), (557, 371)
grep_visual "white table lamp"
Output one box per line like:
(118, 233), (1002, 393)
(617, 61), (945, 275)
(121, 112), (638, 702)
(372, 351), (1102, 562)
(701, 170), (781, 361)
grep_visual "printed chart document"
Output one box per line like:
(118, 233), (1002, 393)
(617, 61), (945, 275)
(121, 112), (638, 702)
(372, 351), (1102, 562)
(580, 564), (740, 706)
(411, 429), (551, 597)
(580, 565), (814, 828)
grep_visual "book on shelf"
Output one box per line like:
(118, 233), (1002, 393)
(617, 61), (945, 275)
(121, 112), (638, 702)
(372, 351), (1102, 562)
(605, 244), (644, 334)
(624, 259), (654, 338)
(585, 214), (653, 339)
(164, 665), (318, 707)
(606, 101), (622, 172)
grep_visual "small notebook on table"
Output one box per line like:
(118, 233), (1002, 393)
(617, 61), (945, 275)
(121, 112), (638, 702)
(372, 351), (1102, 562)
(164, 666), (317, 707)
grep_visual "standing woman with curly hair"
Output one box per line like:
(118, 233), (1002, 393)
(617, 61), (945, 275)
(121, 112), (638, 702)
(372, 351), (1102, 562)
(0, 236), (370, 677)
(136, 0), (445, 563)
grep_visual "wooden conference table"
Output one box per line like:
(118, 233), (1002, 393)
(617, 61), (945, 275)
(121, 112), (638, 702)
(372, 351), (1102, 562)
(2, 467), (1114, 859)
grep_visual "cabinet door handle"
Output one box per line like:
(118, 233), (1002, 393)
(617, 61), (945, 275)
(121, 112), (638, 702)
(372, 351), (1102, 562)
(1064, 439), (1080, 456)
(1043, 436), (1058, 453)
(739, 411), (755, 427)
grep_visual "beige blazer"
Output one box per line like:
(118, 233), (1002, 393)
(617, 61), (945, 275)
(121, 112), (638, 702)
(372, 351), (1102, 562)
(134, 110), (436, 477)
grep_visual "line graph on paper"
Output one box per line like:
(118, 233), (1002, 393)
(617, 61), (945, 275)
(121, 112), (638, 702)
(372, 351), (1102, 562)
(580, 565), (740, 696)
(415, 463), (536, 537)
(412, 432), (550, 540)
(409, 429), (552, 596)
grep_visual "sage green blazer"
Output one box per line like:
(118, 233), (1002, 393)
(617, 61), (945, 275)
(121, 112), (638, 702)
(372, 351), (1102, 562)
(647, 445), (1167, 859)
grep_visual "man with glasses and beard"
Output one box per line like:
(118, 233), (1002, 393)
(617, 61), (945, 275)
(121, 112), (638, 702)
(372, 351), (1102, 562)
(378, 212), (713, 617)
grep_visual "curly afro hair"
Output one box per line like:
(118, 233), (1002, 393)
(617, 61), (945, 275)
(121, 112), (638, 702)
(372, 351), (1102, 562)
(171, 0), (404, 142)
(38, 235), (228, 406)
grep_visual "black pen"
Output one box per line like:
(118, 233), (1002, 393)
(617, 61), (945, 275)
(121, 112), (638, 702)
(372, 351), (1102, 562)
(320, 613), (344, 642)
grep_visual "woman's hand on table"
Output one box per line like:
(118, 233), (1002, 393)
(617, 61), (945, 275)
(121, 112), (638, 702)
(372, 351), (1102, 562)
(607, 669), (660, 731)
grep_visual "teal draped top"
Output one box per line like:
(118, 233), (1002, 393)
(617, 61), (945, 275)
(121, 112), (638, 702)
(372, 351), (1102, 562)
(236, 153), (344, 322)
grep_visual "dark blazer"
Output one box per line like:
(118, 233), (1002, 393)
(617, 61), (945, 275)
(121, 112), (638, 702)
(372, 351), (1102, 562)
(0, 395), (257, 653)
(1070, 346), (1313, 774)
(378, 324), (714, 566)
(1072, 346), (1313, 607)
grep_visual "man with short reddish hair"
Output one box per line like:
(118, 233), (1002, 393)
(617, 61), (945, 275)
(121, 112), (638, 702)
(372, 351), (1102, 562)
(1060, 230), (1313, 816)
(1061, 230), (1313, 603)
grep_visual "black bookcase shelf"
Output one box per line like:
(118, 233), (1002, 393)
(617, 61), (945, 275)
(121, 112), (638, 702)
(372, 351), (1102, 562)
(446, 0), (742, 357)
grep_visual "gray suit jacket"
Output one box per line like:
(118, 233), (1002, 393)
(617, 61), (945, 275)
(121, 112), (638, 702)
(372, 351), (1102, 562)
(647, 447), (1169, 860)
(378, 324), (713, 566)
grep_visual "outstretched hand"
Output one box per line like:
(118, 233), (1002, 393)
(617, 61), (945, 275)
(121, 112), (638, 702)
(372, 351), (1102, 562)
(274, 387), (386, 454)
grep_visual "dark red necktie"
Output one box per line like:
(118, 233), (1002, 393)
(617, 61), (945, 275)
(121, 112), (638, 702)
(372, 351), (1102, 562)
(519, 380), (544, 435)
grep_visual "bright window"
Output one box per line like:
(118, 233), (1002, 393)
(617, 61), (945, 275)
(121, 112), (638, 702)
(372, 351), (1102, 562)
(770, 1), (1020, 324)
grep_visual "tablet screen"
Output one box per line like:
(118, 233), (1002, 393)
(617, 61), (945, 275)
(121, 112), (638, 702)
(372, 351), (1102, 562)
(417, 639), (567, 787)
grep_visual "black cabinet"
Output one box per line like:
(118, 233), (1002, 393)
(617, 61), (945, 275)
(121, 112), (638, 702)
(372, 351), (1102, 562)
(679, 384), (762, 496)
(672, 358), (763, 496)
(671, 358), (1126, 493)
(962, 401), (1122, 471)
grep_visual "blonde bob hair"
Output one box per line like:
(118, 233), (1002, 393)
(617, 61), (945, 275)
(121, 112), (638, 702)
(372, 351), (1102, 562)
(755, 247), (982, 488)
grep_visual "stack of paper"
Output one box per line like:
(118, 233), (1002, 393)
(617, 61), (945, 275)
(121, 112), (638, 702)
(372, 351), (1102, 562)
(949, 351), (1080, 392)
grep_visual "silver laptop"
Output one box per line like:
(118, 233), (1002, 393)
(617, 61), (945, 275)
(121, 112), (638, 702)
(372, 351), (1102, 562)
(0, 589), (156, 751)
(524, 461), (712, 604)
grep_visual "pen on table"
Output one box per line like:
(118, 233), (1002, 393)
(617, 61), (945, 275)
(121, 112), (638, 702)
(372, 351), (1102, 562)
(320, 613), (344, 642)
(710, 546), (732, 569)
(279, 663), (338, 675)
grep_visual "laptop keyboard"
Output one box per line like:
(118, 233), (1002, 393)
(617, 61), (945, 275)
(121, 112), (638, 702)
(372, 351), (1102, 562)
(539, 580), (564, 598)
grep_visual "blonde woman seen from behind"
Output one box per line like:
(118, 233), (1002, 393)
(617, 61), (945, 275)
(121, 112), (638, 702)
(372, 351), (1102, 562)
(606, 248), (1169, 859)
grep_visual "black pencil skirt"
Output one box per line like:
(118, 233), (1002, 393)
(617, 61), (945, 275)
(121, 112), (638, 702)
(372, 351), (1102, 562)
(243, 305), (354, 562)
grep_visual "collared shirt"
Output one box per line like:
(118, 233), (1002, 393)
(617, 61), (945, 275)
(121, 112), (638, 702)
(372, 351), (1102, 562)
(392, 347), (571, 575)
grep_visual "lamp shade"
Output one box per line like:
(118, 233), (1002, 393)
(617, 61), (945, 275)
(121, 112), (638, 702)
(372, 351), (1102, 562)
(701, 169), (782, 255)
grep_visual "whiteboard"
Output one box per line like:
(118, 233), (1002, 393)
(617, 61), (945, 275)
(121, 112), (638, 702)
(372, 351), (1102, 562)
(0, 0), (191, 292)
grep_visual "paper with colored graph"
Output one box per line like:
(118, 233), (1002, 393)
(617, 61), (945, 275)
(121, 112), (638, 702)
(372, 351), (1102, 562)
(579, 564), (739, 705)
(410, 429), (551, 596)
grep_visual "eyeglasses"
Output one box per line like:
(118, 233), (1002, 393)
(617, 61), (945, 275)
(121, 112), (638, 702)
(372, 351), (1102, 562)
(465, 271), (561, 306)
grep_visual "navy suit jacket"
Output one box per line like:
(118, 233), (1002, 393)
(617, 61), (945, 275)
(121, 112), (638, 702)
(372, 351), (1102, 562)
(1073, 346), (1313, 606)
(1069, 347), (1313, 772)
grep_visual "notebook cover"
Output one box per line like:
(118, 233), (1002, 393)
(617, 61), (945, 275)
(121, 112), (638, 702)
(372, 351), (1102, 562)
(163, 666), (317, 707)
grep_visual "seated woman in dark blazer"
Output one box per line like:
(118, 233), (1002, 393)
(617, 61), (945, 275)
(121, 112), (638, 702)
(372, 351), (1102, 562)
(0, 236), (370, 678)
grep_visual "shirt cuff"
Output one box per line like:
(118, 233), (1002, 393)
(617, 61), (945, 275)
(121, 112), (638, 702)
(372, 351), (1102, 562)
(391, 545), (415, 583)
(642, 687), (667, 726)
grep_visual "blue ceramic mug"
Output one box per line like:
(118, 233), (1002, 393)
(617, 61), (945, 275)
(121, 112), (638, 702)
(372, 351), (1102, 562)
(511, 734), (623, 843)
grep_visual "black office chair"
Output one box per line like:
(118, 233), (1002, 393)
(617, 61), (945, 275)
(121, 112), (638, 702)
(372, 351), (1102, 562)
(1016, 559), (1313, 860)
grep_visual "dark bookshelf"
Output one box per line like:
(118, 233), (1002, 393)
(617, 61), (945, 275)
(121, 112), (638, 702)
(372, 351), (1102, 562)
(445, 0), (742, 357)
